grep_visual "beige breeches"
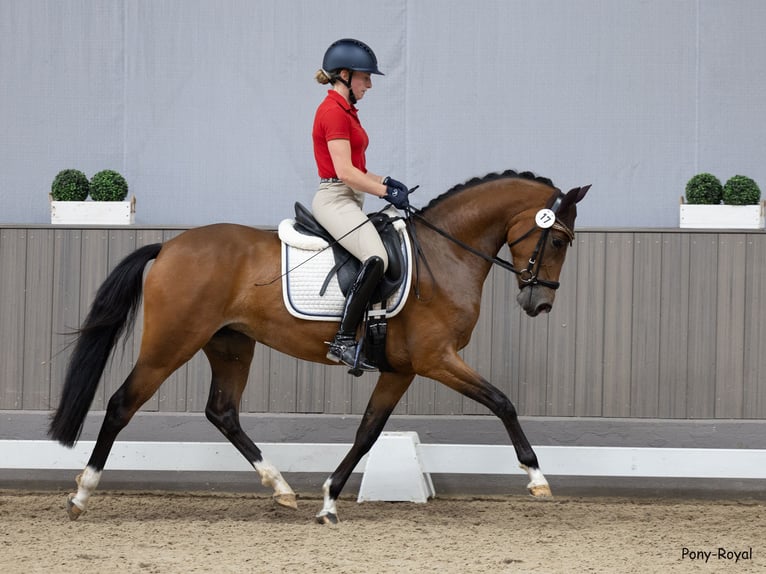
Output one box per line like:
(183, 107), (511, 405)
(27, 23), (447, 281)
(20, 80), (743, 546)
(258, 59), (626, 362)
(312, 182), (389, 271)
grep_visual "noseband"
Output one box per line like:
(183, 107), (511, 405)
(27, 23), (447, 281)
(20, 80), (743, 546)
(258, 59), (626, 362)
(408, 190), (574, 291)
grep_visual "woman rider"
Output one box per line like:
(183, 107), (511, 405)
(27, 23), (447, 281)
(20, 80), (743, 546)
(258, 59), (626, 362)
(312, 38), (411, 373)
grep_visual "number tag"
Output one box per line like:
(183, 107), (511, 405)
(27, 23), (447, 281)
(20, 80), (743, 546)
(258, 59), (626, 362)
(535, 208), (556, 229)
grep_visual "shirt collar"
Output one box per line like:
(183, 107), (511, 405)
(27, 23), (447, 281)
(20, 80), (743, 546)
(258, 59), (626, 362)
(327, 89), (357, 113)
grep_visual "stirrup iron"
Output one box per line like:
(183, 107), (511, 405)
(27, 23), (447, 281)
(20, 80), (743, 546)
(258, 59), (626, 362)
(326, 335), (377, 375)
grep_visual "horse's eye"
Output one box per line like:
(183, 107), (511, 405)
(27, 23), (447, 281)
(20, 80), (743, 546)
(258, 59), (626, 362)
(551, 237), (566, 249)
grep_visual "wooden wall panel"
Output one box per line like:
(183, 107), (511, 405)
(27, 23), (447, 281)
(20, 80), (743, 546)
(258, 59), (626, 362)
(658, 233), (691, 418)
(296, 361), (325, 414)
(573, 233), (606, 416)
(516, 312), (550, 416)
(657, 233), (689, 418)
(0, 230), (27, 409)
(268, 350), (298, 413)
(546, 243), (578, 416)
(22, 229), (54, 409)
(685, 234), (718, 418)
(407, 374), (437, 416)
(714, 234), (747, 418)
(602, 233), (634, 417)
(241, 344), (272, 413)
(744, 235), (766, 418)
(630, 233), (662, 417)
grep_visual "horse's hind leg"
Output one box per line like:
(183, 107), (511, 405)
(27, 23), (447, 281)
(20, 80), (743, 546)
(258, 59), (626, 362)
(202, 329), (297, 510)
(66, 362), (181, 520)
(316, 371), (415, 524)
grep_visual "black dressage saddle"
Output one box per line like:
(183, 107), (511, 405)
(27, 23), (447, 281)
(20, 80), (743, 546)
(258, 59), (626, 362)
(291, 202), (406, 303)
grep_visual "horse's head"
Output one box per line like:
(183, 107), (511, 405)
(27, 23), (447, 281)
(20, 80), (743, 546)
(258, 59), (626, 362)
(508, 184), (590, 316)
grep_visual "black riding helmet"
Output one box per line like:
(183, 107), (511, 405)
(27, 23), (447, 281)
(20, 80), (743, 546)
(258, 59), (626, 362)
(322, 38), (383, 104)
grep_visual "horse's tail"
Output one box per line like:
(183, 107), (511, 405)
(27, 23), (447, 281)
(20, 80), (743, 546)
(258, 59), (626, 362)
(48, 243), (163, 447)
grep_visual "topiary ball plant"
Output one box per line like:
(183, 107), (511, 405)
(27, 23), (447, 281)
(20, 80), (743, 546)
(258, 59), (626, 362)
(722, 175), (761, 205)
(685, 173), (723, 205)
(90, 169), (128, 201)
(51, 169), (90, 201)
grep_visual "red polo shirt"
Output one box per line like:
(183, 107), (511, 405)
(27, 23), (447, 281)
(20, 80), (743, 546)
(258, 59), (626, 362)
(312, 90), (369, 178)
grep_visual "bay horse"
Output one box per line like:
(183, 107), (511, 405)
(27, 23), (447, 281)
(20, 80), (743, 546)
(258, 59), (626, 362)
(49, 170), (589, 524)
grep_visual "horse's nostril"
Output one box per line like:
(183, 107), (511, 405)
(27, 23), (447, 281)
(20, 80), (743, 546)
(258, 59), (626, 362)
(536, 303), (552, 315)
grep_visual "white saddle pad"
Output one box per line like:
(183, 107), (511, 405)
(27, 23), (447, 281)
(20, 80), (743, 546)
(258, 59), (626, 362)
(278, 214), (412, 321)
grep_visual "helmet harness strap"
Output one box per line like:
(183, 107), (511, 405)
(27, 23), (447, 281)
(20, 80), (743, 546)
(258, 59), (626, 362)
(338, 69), (356, 105)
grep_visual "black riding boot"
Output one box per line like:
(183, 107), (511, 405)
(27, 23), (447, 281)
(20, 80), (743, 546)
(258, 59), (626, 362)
(326, 256), (385, 374)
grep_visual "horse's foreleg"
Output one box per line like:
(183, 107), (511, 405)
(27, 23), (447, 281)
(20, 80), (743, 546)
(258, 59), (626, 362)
(316, 371), (415, 524)
(424, 355), (551, 498)
(202, 331), (297, 510)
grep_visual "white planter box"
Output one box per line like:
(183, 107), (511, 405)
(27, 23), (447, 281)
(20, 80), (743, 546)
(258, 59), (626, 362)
(679, 198), (765, 229)
(51, 196), (135, 225)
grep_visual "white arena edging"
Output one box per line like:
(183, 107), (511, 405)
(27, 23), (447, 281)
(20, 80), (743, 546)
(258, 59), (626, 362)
(2, 432), (765, 502)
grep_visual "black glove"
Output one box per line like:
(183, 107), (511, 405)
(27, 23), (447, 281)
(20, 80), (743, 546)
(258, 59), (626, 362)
(382, 176), (410, 210)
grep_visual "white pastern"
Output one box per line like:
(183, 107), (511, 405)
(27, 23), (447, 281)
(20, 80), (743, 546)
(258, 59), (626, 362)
(316, 477), (338, 519)
(520, 464), (549, 490)
(253, 459), (294, 498)
(70, 466), (102, 511)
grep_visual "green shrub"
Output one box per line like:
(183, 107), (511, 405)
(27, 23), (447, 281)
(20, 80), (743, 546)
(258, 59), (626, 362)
(685, 173), (722, 205)
(90, 169), (128, 201)
(722, 175), (761, 205)
(51, 169), (89, 201)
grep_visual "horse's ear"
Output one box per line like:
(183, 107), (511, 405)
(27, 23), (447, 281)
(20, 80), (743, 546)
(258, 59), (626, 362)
(559, 184), (591, 212)
(575, 184), (591, 203)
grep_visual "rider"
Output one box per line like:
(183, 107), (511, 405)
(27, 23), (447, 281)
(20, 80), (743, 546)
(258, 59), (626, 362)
(312, 38), (411, 373)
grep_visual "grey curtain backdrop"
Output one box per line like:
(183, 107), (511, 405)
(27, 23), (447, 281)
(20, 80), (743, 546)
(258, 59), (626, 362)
(1, 0), (764, 228)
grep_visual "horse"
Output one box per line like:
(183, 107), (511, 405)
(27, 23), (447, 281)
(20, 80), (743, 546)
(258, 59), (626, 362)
(48, 169), (589, 524)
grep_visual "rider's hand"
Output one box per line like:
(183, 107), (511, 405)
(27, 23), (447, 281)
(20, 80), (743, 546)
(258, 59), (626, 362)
(382, 176), (410, 210)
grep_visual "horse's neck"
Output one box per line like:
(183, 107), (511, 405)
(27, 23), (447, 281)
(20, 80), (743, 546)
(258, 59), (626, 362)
(426, 183), (538, 257)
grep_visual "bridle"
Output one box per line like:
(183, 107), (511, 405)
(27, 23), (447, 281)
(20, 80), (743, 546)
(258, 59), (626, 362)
(505, 193), (575, 289)
(407, 190), (575, 291)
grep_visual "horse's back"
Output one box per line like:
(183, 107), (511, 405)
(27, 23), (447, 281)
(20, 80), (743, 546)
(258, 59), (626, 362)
(166, 222), (274, 246)
(147, 223), (281, 293)
(160, 223), (277, 260)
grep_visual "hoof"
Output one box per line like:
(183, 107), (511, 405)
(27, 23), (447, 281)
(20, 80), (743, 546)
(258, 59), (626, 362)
(66, 494), (84, 521)
(528, 484), (553, 498)
(273, 493), (298, 510)
(315, 512), (338, 525)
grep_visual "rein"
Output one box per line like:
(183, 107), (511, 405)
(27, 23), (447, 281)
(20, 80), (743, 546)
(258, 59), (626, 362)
(404, 191), (573, 292)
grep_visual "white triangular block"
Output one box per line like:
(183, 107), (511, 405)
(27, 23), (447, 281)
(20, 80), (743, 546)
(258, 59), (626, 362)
(357, 431), (435, 503)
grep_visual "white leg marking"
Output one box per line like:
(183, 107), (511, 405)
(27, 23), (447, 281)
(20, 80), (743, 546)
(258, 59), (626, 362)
(316, 477), (338, 520)
(69, 466), (102, 512)
(253, 459), (294, 498)
(520, 464), (552, 496)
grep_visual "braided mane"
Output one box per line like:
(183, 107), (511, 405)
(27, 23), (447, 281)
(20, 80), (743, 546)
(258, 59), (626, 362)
(422, 170), (557, 212)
